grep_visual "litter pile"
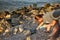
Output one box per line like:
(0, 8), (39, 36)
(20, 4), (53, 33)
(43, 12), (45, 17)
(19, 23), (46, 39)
(0, 3), (60, 40)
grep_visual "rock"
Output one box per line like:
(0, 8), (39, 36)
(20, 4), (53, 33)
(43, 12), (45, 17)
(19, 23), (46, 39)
(11, 12), (21, 26)
(11, 18), (20, 26)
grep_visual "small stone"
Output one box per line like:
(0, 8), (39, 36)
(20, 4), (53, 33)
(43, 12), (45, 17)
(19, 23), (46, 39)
(0, 38), (2, 40)
(11, 18), (20, 26)
(5, 33), (10, 38)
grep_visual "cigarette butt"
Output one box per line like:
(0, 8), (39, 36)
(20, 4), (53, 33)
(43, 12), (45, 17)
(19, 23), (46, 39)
(19, 21), (23, 24)
(0, 27), (3, 33)
(5, 15), (11, 19)
(23, 30), (30, 36)
(5, 29), (9, 33)
(3, 29), (10, 36)
(19, 27), (23, 33)
(26, 36), (31, 40)
(13, 28), (18, 35)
